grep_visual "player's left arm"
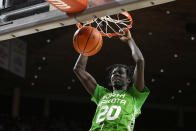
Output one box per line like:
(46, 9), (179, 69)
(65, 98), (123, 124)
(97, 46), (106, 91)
(120, 30), (145, 92)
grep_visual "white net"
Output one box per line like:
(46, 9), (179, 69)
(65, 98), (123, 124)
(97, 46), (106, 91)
(79, 12), (132, 37)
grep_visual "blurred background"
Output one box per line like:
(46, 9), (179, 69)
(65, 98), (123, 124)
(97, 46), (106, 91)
(0, 0), (196, 130)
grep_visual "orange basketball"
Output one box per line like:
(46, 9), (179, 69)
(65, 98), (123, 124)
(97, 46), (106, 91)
(73, 26), (103, 56)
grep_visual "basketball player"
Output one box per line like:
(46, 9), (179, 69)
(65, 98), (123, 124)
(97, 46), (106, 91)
(73, 30), (150, 131)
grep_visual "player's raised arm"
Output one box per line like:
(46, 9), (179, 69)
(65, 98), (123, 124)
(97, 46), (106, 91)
(120, 30), (145, 92)
(73, 54), (97, 96)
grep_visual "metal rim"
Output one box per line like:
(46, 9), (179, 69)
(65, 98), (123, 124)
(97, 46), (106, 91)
(76, 11), (133, 37)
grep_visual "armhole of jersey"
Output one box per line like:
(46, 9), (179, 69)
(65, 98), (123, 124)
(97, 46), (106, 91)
(129, 84), (150, 98)
(91, 84), (100, 104)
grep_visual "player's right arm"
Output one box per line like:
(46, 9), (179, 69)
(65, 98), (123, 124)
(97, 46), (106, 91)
(73, 54), (97, 96)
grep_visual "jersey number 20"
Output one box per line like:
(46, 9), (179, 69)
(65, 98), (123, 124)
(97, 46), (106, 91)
(96, 105), (121, 123)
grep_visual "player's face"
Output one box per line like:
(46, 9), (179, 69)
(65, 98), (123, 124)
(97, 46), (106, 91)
(111, 67), (130, 90)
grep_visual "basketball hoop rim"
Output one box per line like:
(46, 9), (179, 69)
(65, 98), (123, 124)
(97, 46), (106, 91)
(76, 11), (133, 37)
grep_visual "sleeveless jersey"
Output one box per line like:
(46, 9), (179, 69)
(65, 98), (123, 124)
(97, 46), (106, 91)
(89, 84), (150, 131)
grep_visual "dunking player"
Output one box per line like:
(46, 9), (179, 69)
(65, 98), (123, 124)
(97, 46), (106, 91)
(73, 30), (150, 131)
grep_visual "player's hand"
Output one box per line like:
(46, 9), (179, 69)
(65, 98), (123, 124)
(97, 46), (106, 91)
(119, 30), (132, 43)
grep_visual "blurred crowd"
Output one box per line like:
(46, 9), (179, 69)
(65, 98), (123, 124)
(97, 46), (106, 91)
(0, 114), (89, 131)
(0, 113), (186, 131)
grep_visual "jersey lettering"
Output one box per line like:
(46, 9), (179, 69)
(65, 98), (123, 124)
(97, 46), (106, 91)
(107, 106), (121, 120)
(98, 98), (126, 106)
(102, 93), (125, 99)
(96, 105), (109, 123)
(96, 105), (122, 123)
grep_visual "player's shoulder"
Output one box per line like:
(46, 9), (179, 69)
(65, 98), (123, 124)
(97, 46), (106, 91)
(96, 84), (111, 93)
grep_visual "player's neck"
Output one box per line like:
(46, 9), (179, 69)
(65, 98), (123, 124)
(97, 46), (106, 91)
(113, 85), (127, 92)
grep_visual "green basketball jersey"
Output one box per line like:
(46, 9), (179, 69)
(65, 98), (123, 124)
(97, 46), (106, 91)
(89, 84), (150, 131)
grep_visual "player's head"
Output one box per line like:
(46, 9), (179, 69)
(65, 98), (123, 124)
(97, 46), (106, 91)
(107, 64), (134, 91)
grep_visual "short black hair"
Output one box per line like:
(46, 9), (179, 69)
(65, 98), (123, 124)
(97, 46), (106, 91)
(106, 64), (135, 86)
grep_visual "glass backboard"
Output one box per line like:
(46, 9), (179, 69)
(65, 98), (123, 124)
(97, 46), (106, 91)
(0, 0), (174, 41)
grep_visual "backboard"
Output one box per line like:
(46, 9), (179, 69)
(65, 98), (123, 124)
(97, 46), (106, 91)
(0, 0), (175, 41)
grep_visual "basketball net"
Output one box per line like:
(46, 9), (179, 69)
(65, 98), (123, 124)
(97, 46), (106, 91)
(76, 12), (133, 38)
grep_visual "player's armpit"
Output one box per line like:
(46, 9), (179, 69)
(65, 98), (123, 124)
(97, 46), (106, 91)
(73, 55), (97, 96)
(74, 69), (97, 96)
(133, 59), (145, 92)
